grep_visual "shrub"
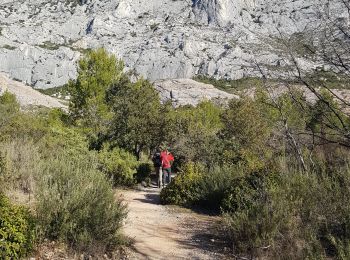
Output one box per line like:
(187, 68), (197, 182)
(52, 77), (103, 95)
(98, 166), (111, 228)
(0, 193), (35, 259)
(0, 97), (128, 253)
(193, 75), (267, 93)
(35, 150), (127, 252)
(220, 168), (350, 259)
(160, 162), (203, 206)
(195, 165), (242, 211)
(98, 146), (138, 186)
(0, 140), (40, 193)
(0, 112), (48, 143)
(135, 162), (153, 184)
(221, 171), (279, 212)
(221, 171), (294, 258)
(160, 164), (245, 210)
(0, 91), (20, 136)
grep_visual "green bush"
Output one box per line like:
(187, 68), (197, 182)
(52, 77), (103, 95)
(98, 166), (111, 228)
(195, 165), (242, 211)
(0, 154), (7, 191)
(135, 162), (153, 184)
(0, 92), (20, 138)
(220, 168), (350, 259)
(0, 111), (48, 143)
(160, 162), (203, 206)
(98, 146), (138, 186)
(221, 171), (279, 212)
(0, 94), (128, 253)
(221, 171), (294, 257)
(35, 150), (127, 252)
(160, 164), (244, 210)
(0, 140), (40, 193)
(0, 193), (35, 259)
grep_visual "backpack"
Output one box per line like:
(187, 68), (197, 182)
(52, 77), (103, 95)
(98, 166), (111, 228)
(152, 153), (162, 167)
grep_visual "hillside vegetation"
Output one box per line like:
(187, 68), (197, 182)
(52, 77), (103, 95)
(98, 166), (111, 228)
(0, 93), (127, 257)
(2, 47), (350, 259)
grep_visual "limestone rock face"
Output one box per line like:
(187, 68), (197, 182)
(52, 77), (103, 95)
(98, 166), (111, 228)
(0, 45), (79, 89)
(154, 78), (238, 107)
(0, 0), (348, 89)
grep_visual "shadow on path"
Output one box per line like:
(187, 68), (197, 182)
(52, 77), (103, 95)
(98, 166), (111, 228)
(133, 192), (160, 205)
(180, 217), (232, 257)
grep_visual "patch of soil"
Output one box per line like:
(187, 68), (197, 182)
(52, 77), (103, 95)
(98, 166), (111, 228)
(121, 187), (233, 259)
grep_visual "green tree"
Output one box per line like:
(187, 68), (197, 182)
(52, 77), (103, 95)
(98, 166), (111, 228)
(161, 101), (223, 167)
(221, 98), (272, 170)
(106, 78), (161, 160)
(256, 89), (311, 171)
(68, 48), (124, 131)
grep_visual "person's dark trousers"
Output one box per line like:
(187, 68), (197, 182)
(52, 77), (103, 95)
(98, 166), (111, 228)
(163, 167), (171, 185)
(155, 167), (162, 188)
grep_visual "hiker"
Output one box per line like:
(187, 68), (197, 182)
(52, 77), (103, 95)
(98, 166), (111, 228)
(152, 149), (163, 188)
(168, 151), (174, 166)
(161, 148), (174, 186)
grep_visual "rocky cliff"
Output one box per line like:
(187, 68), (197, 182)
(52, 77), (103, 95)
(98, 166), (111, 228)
(0, 0), (347, 89)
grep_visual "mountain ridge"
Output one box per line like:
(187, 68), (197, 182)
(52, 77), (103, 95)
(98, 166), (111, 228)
(0, 0), (347, 89)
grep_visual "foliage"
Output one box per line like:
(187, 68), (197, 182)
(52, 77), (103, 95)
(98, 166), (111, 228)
(158, 86), (350, 258)
(0, 98), (48, 143)
(221, 171), (287, 256)
(98, 146), (138, 186)
(221, 98), (272, 170)
(195, 165), (243, 211)
(219, 167), (350, 259)
(160, 162), (203, 206)
(0, 140), (40, 193)
(0, 193), (35, 259)
(106, 77), (161, 159)
(135, 162), (153, 184)
(2, 44), (17, 50)
(35, 149), (127, 251)
(4, 46), (350, 258)
(0, 91), (19, 132)
(37, 41), (62, 50)
(0, 89), (128, 254)
(161, 101), (223, 168)
(68, 48), (124, 130)
(38, 84), (70, 99)
(161, 165), (242, 211)
(305, 70), (350, 89)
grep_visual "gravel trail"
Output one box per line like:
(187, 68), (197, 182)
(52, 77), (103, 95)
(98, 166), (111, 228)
(121, 188), (231, 260)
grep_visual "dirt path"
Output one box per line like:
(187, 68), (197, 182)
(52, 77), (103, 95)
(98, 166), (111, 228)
(121, 187), (231, 260)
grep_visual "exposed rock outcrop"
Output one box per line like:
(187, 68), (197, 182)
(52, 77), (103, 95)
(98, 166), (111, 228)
(0, 73), (67, 109)
(0, 0), (348, 89)
(154, 78), (238, 107)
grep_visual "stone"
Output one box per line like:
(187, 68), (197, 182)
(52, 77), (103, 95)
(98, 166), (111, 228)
(0, 0), (347, 90)
(0, 73), (67, 109)
(154, 78), (238, 107)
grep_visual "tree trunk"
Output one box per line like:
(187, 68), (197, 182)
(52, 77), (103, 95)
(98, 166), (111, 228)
(134, 143), (142, 161)
(284, 121), (307, 172)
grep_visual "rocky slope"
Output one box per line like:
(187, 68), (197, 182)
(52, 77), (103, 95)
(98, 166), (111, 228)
(154, 78), (238, 106)
(0, 73), (67, 109)
(0, 0), (348, 89)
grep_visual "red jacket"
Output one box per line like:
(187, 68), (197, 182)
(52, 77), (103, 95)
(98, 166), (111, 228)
(168, 153), (174, 163)
(161, 151), (173, 168)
